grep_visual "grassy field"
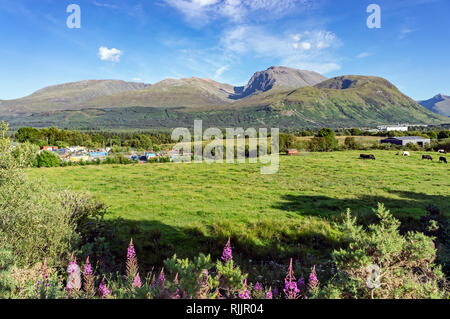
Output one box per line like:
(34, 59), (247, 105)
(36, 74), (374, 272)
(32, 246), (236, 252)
(27, 150), (449, 268)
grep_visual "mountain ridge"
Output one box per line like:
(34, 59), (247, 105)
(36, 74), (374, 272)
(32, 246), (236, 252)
(0, 68), (448, 129)
(418, 94), (450, 117)
(233, 66), (327, 98)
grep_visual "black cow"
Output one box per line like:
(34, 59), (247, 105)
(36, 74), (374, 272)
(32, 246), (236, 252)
(440, 157), (447, 164)
(422, 155), (433, 161)
(360, 154), (376, 160)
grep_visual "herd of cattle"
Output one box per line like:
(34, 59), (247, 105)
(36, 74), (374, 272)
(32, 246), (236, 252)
(360, 149), (448, 163)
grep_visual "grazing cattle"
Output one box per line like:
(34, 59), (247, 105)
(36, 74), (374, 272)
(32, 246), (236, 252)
(438, 149), (447, 154)
(403, 151), (410, 157)
(440, 157), (447, 164)
(360, 154), (376, 160)
(422, 155), (433, 161)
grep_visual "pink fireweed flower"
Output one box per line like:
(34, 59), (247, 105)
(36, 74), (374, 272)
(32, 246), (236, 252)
(158, 268), (165, 286)
(284, 258), (300, 299)
(98, 278), (110, 298)
(35, 258), (50, 295)
(266, 287), (273, 299)
(254, 282), (263, 292)
(308, 265), (319, 290)
(221, 237), (232, 262)
(67, 255), (78, 274)
(127, 239), (136, 259)
(132, 273), (142, 288)
(126, 239), (138, 280)
(83, 257), (95, 297)
(84, 257), (93, 276)
(150, 274), (156, 289)
(66, 254), (81, 291)
(239, 279), (250, 299)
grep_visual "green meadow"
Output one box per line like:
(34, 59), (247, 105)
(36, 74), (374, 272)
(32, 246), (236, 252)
(27, 150), (449, 267)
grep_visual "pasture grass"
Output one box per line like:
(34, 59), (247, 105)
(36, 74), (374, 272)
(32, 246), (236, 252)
(27, 150), (449, 269)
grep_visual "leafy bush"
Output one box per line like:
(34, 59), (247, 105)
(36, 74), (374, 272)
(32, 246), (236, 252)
(438, 130), (450, 139)
(322, 204), (447, 299)
(0, 124), (112, 272)
(11, 142), (39, 168)
(36, 150), (61, 168)
(343, 137), (362, 150)
(278, 133), (295, 153)
(308, 128), (339, 152)
(0, 165), (77, 269)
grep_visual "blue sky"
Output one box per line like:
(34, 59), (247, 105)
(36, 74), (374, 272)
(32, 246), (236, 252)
(0, 0), (449, 100)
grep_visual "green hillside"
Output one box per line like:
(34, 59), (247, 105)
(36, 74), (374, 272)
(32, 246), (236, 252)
(2, 75), (448, 129)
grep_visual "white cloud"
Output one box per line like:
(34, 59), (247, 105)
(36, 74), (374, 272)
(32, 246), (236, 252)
(214, 65), (229, 78)
(356, 52), (371, 59)
(164, 0), (314, 26)
(291, 34), (302, 42)
(399, 27), (417, 39)
(93, 1), (120, 9)
(300, 42), (311, 50)
(97, 46), (123, 62)
(220, 26), (341, 74)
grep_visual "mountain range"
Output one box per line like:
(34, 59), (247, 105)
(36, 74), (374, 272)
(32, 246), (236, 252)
(0, 66), (448, 130)
(418, 94), (450, 117)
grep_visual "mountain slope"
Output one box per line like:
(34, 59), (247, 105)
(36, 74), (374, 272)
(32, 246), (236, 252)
(418, 94), (450, 117)
(83, 77), (236, 109)
(1, 71), (447, 129)
(234, 66), (327, 98)
(227, 75), (448, 127)
(0, 80), (150, 115)
(0, 67), (326, 114)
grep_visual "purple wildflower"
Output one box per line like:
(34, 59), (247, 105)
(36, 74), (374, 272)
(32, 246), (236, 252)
(254, 282), (263, 292)
(284, 258), (300, 299)
(67, 257), (78, 274)
(126, 239), (138, 280)
(221, 237), (232, 262)
(98, 278), (111, 298)
(266, 288), (273, 299)
(150, 274), (156, 289)
(298, 277), (306, 295)
(132, 273), (142, 288)
(308, 265), (319, 290)
(83, 257), (95, 297)
(273, 288), (279, 296)
(158, 268), (165, 287)
(239, 279), (251, 299)
(66, 254), (81, 291)
(127, 239), (136, 259)
(35, 258), (50, 296)
(84, 257), (92, 276)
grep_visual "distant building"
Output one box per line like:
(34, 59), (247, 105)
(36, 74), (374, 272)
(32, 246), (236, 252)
(89, 151), (108, 159)
(381, 136), (431, 147)
(70, 155), (90, 163)
(377, 125), (408, 132)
